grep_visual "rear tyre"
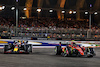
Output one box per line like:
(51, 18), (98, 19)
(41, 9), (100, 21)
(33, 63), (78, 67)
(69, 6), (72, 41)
(55, 46), (62, 55)
(86, 54), (93, 57)
(86, 52), (93, 58)
(4, 45), (8, 54)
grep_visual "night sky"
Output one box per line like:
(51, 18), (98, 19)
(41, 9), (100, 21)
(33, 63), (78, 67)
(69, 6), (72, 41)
(0, 0), (99, 23)
(0, 0), (97, 9)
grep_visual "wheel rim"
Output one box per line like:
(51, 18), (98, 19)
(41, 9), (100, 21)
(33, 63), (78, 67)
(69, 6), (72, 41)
(55, 47), (57, 53)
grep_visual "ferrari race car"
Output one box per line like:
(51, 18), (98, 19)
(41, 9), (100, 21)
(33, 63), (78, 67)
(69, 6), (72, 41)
(55, 42), (96, 57)
(4, 40), (32, 54)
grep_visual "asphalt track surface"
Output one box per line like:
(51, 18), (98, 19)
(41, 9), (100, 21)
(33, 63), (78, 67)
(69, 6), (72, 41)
(0, 48), (100, 67)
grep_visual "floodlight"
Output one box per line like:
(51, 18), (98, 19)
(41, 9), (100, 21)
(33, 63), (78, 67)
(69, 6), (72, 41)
(62, 11), (65, 13)
(23, 8), (27, 10)
(69, 10), (73, 14)
(94, 12), (98, 15)
(85, 12), (88, 14)
(73, 11), (76, 14)
(11, 7), (15, 10)
(37, 8), (41, 12)
(49, 10), (53, 12)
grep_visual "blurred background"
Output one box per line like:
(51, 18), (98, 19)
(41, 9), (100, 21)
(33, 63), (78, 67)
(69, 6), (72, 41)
(0, 0), (100, 40)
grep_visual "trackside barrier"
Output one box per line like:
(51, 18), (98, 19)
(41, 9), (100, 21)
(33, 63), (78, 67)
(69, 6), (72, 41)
(0, 39), (100, 48)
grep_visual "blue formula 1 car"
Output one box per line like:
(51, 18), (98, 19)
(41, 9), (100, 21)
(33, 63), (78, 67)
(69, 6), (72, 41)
(4, 40), (32, 54)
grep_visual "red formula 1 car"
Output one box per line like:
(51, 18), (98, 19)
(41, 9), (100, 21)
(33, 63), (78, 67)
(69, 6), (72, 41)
(55, 42), (96, 57)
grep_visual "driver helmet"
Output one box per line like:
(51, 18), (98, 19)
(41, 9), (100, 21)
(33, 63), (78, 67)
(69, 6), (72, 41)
(22, 40), (24, 43)
(13, 41), (15, 43)
(18, 40), (21, 42)
(26, 41), (28, 43)
(72, 42), (76, 46)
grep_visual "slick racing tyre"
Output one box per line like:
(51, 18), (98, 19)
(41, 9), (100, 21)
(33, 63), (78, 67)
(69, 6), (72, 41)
(28, 44), (32, 53)
(61, 52), (68, 57)
(24, 45), (32, 53)
(86, 52), (93, 58)
(24, 45), (29, 52)
(55, 46), (62, 55)
(86, 48), (94, 58)
(4, 45), (8, 52)
(4, 45), (9, 54)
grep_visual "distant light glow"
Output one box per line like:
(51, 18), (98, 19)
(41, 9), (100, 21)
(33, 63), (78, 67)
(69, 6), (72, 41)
(85, 12), (88, 14)
(69, 10), (73, 14)
(94, 12), (98, 15)
(90, 4), (92, 7)
(16, 0), (18, 2)
(37, 8), (41, 12)
(23, 8), (27, 10)
(73, 11), (76, 14)
(0, 7), (2, 10)
(2, 6), (5, 9)
(49, 10), (53, 12)
(11, 7), (15, 10)
(62, 11), (65, 13)
(20, 17), (26, 19)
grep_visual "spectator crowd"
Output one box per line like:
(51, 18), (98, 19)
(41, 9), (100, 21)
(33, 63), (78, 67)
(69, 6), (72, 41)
(0, 17), (100, 39)
(0, 17), (99, 30)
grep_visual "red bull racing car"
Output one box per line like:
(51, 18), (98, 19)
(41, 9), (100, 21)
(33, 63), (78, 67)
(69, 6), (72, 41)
(4, 40), (32, 54)
(55, 42), (96, 57)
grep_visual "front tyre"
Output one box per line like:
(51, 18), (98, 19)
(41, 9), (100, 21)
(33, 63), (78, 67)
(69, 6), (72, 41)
(28, 44), (32, 53)
(86, 52), (93, 57)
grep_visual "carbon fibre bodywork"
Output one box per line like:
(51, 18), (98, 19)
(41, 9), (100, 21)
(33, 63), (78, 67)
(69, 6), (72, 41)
(4, 44), (32, 54)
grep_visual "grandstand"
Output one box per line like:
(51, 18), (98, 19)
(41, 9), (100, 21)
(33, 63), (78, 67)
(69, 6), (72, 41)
(0, 0), (100, 40)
